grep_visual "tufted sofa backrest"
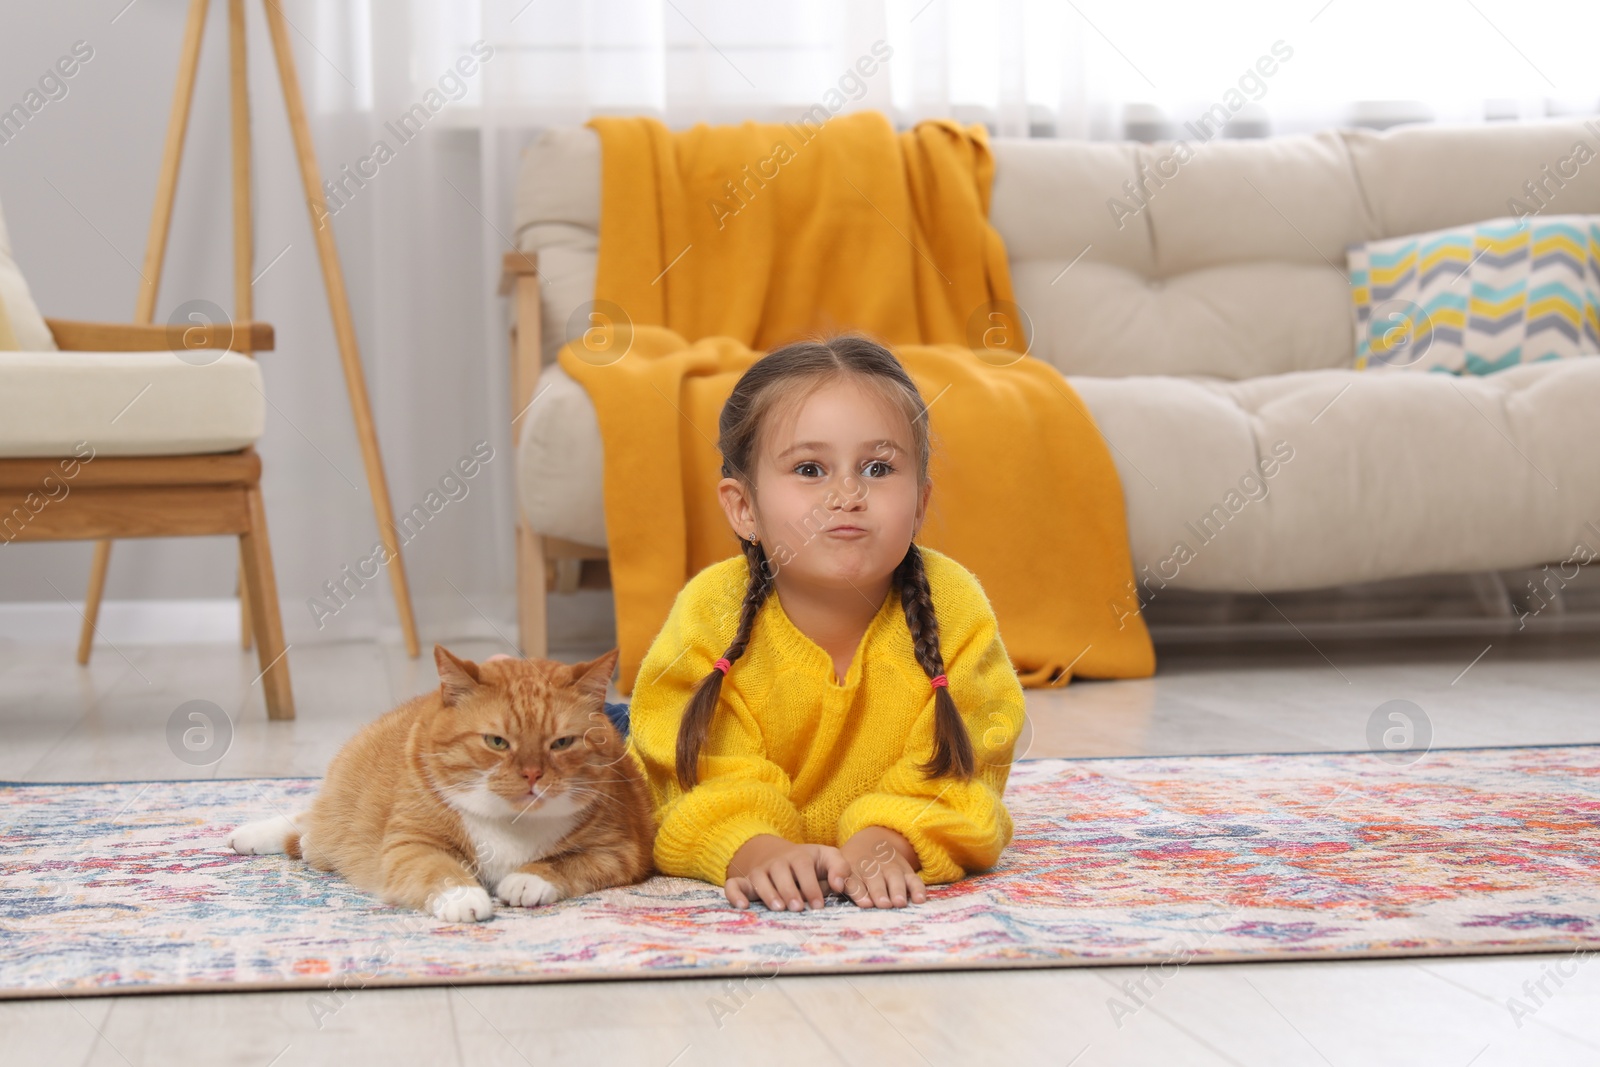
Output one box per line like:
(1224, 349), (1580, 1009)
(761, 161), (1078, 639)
(513, 117), (1600, 380)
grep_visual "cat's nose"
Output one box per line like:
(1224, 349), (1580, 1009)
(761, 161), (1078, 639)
(522, 766), (543, 786)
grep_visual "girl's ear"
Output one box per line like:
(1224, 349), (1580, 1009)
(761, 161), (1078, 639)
(434, 644), (483, 707)
(913, 480), (932, 538)
(716, 476), (757, 542)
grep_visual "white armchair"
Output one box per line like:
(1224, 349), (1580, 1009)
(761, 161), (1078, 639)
(0, 198), (294, 719)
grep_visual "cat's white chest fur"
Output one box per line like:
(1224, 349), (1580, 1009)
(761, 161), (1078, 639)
(452, 790), (585, 887)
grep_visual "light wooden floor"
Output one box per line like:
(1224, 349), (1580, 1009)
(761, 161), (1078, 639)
(3, 628), (1599, 1066)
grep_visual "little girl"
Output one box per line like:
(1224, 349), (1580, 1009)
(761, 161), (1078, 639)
(615, 333), (1028, 912)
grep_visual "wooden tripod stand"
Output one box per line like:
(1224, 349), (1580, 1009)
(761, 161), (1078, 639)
(75, 0), (422, 663)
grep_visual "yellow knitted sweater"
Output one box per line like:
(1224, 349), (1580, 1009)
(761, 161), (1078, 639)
(624, 544), (1027, 887)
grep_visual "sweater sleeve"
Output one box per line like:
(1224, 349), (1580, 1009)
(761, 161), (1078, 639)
(624, 571), (806, 886)
(835, 598), (1026, 885)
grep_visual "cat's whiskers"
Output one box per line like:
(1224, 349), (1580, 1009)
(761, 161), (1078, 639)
(558, 786), (625, 812)
(509, 780), (563, 825)
(570, 773), (634, 788)
(566, 796), (621, 816)
(570, 774), (630, 790)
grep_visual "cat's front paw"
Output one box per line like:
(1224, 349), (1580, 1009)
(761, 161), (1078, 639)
(227, 815), (296, 856)
(429, 884), (495, 923)
(495, 872), (566, 908)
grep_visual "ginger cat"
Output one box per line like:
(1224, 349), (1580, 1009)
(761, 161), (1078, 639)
(228, 645), (655, 922)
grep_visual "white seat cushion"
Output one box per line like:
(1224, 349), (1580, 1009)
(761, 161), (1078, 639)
(1074, 358), (1600, 591)
(0, 350), (265, 457)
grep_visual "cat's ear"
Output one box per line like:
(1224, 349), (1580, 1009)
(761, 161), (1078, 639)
(570, 648), (620, 705)
(434, 644), (483, 707)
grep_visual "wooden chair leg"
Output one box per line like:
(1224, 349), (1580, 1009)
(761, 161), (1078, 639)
(76, 539), (113, 665)
(516, 519), (550, 660)
(237, 543), (254, 650)
(239, 483), (294, 720)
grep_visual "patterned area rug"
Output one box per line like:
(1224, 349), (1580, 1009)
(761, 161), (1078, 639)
(3, 745), (1599, 999)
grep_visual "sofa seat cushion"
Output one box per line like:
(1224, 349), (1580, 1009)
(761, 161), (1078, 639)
(1074, 358), (1600, 593)
(519, 356), (1600, 594)
(0, 350), (265, 457)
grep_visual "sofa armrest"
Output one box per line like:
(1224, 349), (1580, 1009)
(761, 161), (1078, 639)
(498, 251), (545, 441)
(44, 318), (275, 353)
(497, 250), (540, 296)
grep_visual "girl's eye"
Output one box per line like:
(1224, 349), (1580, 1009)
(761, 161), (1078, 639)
(484, 735), (510, 751)
(550, 735), (577, 751)
(794, 461), (896, 477)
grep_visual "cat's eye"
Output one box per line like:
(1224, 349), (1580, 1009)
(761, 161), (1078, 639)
(483, 734), (510, 751)
(550, 735), (577, 751)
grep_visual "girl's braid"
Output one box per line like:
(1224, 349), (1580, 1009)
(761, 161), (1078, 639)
(674, 537), (776, 789)
(895, 542), (975, 779)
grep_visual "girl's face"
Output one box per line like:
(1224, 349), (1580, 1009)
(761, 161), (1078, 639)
(718, 378), (930, 593)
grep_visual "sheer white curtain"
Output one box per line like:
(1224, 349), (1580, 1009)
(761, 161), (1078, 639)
(423, 0), (1600, 136)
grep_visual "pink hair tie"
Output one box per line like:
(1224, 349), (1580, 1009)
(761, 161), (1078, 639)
(930, 674), (948, 689)
(713, 658), (731, 674)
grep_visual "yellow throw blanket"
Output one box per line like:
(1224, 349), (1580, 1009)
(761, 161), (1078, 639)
(560, 110), (1154, 693)
(582, 110), (1017, 350)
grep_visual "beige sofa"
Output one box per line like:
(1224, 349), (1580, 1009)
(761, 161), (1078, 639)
(503, 117), (1600, 656)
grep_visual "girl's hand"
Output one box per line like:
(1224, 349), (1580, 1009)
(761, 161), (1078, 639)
(839, 826), (926, 908)
(724, 834), (853, 912)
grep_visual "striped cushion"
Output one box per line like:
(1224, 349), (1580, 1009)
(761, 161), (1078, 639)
(1348, 214), (1600, 374)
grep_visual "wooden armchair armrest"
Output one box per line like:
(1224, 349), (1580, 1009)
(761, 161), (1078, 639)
(497, 250), (540, 296)
(44, 318), (275, 353)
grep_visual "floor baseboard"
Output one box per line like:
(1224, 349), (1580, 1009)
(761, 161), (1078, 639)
(0, 593), (615, 656)
(1150, 610), (1600, 645)
(0, 598), (244, 647)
